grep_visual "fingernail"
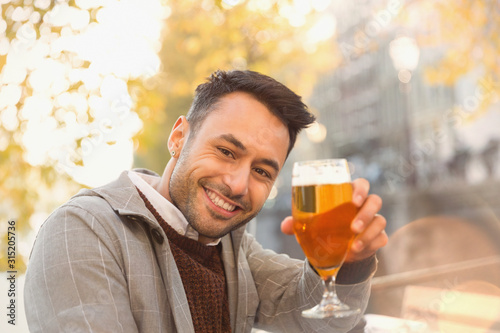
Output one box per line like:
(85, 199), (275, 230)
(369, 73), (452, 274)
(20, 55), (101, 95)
(353, 240), (363, 252)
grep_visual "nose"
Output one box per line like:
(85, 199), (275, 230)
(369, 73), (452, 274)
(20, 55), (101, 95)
(222, 165), (250, 197)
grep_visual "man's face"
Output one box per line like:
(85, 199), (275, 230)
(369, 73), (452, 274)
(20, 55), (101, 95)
(168, 92), (290, 244)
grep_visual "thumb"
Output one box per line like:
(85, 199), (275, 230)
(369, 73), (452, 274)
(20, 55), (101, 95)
(281, 216), (294, 235)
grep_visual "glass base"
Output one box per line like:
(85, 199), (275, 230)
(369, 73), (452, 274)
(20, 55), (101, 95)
(301, 303), (361, 319)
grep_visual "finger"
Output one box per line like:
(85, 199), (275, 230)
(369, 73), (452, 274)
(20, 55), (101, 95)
(351, 194), (383, 234)
(347, 229), (388, 262)
(369, 230), (388, 252)
(351, 178), (370, 207)
(356, 230), (388, 258)
(280, 216), (294, 235)
(351, 214), (387, 254)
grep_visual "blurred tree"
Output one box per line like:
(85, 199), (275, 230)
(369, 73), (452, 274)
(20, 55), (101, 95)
(133, 0), (340, 173)
(0, 0), (81, 272)
(409, 0), (500, 121)
(0, 0), (166, 272)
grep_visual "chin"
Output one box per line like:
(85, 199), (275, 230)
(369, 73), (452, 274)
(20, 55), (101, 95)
(199, 227), (231, 240)
(196, 223), (240, 240)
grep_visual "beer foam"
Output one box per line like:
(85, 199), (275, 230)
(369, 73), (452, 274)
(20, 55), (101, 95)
(292, 161), (351, 186)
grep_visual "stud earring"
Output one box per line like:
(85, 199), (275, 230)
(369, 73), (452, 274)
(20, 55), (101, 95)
(171, 151), (176, 157)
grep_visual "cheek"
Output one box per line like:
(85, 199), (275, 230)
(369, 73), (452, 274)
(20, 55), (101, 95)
(250, 182), (274, 208)
(182, 152), (224, 174)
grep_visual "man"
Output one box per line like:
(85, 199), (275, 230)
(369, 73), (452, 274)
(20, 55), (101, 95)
(24, 70), (387, 332)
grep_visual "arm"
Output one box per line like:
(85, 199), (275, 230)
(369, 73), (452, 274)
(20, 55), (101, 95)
(24, 203), (139, 333)
(243, 232), (374, 333)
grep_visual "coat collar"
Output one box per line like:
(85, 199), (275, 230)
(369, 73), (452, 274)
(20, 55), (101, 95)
(73, 169), (248, 254)
(73, 170), (158, 227)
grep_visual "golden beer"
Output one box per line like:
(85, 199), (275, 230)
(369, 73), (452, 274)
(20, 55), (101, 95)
(292, 183), (358, 277)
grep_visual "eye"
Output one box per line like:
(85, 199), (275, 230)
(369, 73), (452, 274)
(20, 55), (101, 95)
(254, 167), (271, 179)
(218, 147), (234, 159)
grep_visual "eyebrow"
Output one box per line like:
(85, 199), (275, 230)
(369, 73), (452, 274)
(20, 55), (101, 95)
(219, 134), (281, 175)
(220, 134), (246, 152)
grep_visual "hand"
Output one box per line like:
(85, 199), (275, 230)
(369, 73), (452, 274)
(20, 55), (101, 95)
(281, 178), (388, 262)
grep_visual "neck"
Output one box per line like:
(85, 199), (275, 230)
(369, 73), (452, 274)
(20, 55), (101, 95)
(155, 158), (176, 203)
(197, 234), (219, 245)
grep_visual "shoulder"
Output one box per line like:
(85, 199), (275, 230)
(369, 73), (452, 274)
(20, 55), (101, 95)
(33, 195), (119, 250)
(29, 188), (151, 268)
(36, 187), (141, 247)
(45, 192), (118, 226)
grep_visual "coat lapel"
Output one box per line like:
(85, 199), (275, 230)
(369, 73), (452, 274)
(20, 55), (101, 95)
(79, 170), (196, 332)
(153, 233), (195, 333)
(223, 226), (259, 332)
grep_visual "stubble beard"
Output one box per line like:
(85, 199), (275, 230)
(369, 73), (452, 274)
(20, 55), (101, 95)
(168, 152), (260, 240)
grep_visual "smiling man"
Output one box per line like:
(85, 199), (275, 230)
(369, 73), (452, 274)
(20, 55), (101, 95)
(24, 70), (387, 333)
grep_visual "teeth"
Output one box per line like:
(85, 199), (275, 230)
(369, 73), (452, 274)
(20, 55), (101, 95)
(206, 190), (236, 212)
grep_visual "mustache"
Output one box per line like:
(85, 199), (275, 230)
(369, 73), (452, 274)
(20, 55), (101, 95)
(200, 179), (251, 211)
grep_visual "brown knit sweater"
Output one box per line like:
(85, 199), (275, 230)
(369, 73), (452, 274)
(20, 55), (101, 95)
(137, 189), (231, 333)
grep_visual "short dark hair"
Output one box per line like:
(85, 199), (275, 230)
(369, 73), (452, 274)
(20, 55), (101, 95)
(186, 69), (316, 155)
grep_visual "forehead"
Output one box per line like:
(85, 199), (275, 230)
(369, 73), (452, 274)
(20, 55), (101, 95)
(196, 92), (290, 163)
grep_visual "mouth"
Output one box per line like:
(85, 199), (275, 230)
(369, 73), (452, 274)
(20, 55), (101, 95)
(204, 188), (239, 213)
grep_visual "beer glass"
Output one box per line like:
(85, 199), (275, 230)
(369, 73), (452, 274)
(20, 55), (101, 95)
(292, 159), (360, 318)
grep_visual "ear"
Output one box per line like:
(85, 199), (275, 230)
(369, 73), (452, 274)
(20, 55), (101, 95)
(168, 116), (190, 157)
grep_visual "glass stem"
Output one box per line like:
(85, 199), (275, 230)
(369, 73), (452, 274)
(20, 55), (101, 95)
(322, 274), (342, 307)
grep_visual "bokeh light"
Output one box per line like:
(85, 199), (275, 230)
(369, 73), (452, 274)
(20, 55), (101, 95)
(0, 0), (170, 187)
(306, 121), (327, 143)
